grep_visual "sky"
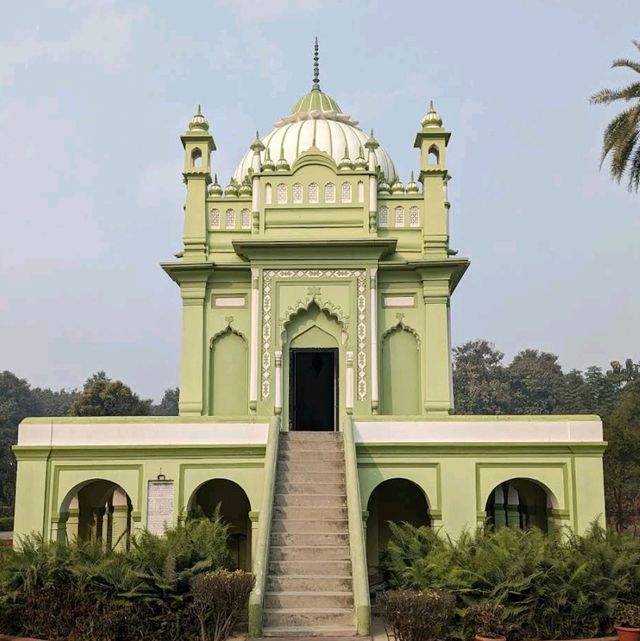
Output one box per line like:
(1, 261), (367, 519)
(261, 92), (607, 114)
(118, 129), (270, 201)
(1, 0), (639, 401)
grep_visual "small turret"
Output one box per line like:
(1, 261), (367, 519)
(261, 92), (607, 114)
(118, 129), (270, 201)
(406, 171), (419, 194)
(181, 105), (215, 260)
(414, 99), (451, 257)
(391, 177), (405, 194)
(339, 145), (353, 170)
(262, 148), (275, 172)
(208, 174), (223, 197)
(354, 146), (367, 171)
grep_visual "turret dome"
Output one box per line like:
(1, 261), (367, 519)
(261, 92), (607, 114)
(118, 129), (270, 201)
(233, 40), (396, 183)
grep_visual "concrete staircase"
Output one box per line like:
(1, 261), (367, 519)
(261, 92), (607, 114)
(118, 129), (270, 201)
(263, 431), (356, 637)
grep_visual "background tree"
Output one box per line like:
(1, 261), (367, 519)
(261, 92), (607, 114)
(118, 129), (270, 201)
(507, 349), (565, 414)
(591, 41), (640, 192)
(152, 387), (179, 416)
(68, 371), (151, 417)
(603, 380), (640, 531)
(452, 340), (511, 414)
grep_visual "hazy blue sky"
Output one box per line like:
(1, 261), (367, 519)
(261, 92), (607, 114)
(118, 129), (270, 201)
(1, 0), (639, 401)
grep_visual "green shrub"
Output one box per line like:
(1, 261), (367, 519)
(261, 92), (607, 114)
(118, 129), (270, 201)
(0, 516), (243, 641)
(466, 602), (508, 638)
(378, 588), (455, 641)
(191, 570), (255, 641)
(383, 522), (640, 640)
(614, 603), (640, 628)
(0, 517), (13, 532)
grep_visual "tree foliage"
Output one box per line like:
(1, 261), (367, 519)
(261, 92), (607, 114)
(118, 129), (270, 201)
(591, 41), (640, 192)
(68, 372), (152, 417)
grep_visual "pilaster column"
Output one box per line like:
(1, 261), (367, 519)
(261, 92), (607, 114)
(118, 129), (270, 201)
(111, 505), (129, 551)
(51, 513), (68, 544)
(422, 278), (452, 414)
(249, 268), (260, 414)
(249, 511), (259, 571)
(369, 268), (379, 414)
(274, 351), (283, 415)
(346, 351), (354, 414)
(66, 507), (79, 543)
(179, 281), (207, 416)
(92, 506), (106, 545)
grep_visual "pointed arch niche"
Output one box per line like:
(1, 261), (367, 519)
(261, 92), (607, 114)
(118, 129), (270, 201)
(209, 325), (248, 416)
(283, 301), (344, 431)
(381, 322), (421, 415)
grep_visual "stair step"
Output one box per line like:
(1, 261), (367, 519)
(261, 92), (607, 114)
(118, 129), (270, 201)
(269, 545), (351, 561)
(277, 470), (346, 483)
(277, 482), (345, 495)
(274, 506), (347, 520)
(271, 531), (350, 547)
(262, 626), (357, 638)
(274, 493), (346, 507)
(265, 591), (354, 609)
(280, 451), (343, 461)
(271, 518), (349, 534)
(282, 432), (343, 441)
(267, 575), (353, 592)
(264, 607), (354, 628)
(269, 560), (352, 576)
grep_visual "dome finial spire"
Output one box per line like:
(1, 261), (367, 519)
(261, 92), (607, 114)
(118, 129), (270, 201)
(312, 37), (320, 92)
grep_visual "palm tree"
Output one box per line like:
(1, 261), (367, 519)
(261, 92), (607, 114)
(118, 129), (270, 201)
(591, 41), (640, 192)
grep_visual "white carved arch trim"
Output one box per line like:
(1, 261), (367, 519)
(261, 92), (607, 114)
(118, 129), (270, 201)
(280, 296), (349, 345)
(210, 323), (248, 347)
(381, 320), (421, 348)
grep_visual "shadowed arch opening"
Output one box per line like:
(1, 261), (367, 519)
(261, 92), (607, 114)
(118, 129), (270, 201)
(485, 478), (558, 532)
(366, 478), (430, 576)
(58, 479), (132, 550)
(189, 479), (251, 570)
(428, 145), (439, 165)
(191, 148), (202, 168)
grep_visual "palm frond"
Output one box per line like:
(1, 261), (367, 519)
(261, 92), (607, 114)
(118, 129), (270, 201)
(612, 59), (640, 74)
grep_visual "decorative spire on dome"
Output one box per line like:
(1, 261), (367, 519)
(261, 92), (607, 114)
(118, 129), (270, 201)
(188, 104), (210, 132)
(312, 37), (320, 91)
(250, 130), (265, 152)
(406, 171), (419, 193)
(208, 174), (223, 197)
(262, 147), (275, 172)
(421, 100), (443, 128)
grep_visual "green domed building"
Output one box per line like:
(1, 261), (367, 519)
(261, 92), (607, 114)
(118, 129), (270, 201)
(13, 43), (605, 638)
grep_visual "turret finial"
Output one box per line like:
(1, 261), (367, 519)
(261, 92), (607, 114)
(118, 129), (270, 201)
(312, 37), (320, 91)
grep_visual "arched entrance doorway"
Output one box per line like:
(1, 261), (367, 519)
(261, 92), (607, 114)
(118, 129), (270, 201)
(366, 478), (430, 576)
(59, 480), (132, 550)
(284, 302), (343, 431)
(189, 479), (251, 570)
(485, 478), (557, 532)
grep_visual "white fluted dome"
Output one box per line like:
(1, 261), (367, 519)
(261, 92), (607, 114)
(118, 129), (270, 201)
(233, 89), (397, 183)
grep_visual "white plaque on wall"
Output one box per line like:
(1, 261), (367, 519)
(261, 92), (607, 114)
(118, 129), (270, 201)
(146, 480), (174, 535)
(383, 295), (415, 308)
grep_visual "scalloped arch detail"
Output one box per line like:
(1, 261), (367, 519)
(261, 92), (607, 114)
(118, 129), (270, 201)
(381, 320), (421, 348)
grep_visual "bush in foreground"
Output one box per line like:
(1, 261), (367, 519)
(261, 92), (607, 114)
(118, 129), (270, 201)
(378, 588), (455, 641)
(0, 517), (250, 641)
(383, 522), (640, 640)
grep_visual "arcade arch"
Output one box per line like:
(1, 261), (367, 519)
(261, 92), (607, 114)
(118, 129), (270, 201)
(188, 479), (252, 570)
(365, 478), (430, 576)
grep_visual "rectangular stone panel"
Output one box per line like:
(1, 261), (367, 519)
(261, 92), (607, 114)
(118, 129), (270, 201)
(147, 480), (174, 535)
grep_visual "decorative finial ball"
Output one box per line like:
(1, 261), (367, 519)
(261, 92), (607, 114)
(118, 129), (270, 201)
(422, 100), (443, 128)
(189, 106), (210, 132)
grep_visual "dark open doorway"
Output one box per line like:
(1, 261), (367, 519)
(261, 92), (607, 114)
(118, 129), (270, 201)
(289, 348), (338, 431)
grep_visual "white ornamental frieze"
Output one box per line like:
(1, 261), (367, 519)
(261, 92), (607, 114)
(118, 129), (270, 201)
(261, 269), (367, 401)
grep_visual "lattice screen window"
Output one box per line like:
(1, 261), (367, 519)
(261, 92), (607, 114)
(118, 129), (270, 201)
(292, 183), (303, 204)
(394, 206), (405, 227)
(341, 182), (352, 203)
(409, 206), (420, 227)
(241, 208), (251, 229)
(210, 209), (220, 230)
(378, 206), (388, 226)
(277, 183), (287, 204)
(308, 183), (319, 203)
(225, 209), (235, 229)
(324, 182), (336, 203)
